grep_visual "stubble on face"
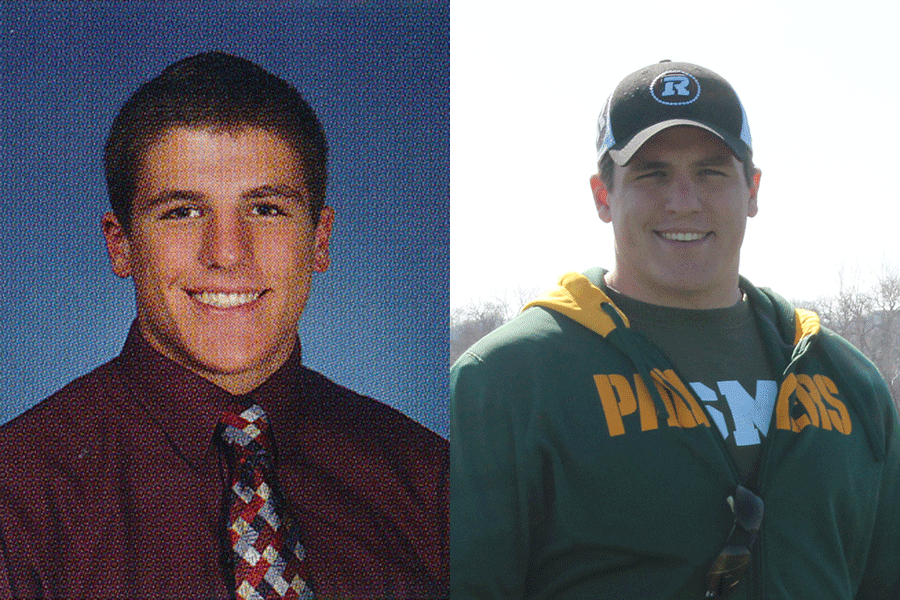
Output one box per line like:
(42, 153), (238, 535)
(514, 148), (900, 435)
(595, 126), (759, 309)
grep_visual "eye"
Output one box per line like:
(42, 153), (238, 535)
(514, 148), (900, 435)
(635, 170), (666, 181)
(699, 168), (728, 177)
(251, 203), (287, 217)
(161, 205), (202, 220)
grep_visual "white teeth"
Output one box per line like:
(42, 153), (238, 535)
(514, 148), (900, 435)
(660, 232), (706, 242)
(193, 291), (261, 308)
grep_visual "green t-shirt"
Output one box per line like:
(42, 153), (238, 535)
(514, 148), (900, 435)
(606, 289), (777, 483)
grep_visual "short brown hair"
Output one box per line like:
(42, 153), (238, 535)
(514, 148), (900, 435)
(104, 52), (328, 231)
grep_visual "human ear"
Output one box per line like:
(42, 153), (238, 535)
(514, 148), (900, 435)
(102, 212), (132, 278)
(311, 206), (334, 273)
(590, 174), (612, 223)
(747, 168), (761, 218)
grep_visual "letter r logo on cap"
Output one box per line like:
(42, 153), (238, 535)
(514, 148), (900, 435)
(651, 71), (701, 105)
(661, 75), (690, 96)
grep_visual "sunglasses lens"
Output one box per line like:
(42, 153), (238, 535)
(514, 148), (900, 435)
(733, 485), (764, 531)
(705, 546), (750, 598)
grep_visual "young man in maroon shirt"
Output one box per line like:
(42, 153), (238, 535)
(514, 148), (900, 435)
(0, 52), (448, 599)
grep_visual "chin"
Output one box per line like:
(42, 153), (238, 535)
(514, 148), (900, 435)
(654, 265), (718, 290)
(142, 313), (297, 384)
(186, 331), (286, 375)
(192, 348), (264, 376)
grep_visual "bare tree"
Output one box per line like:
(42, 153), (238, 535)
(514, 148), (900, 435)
(490, 284), (545, 322)
(810, 264), (900, 414)
(869, 265), (900, 407)
(450, 285), (544, 366)
(450, 300), (508, 366)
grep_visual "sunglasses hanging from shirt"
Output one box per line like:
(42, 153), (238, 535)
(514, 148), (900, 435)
(705, 485), (764, 598)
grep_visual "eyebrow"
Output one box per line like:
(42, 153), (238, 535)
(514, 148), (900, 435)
(696, 154), (733, 167)
(242, 184), (307, 202)
(632, 160), (669, 171)
(631, 154), (734, 170)
(140, 184), (307, 210)
(140, 189), (204, 211)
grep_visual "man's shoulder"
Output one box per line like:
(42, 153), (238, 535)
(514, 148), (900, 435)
(455, 267), (621, 370)
(815, 325), (894, 401)
(0, 357), (130, 484)
(455, 301), (618, 374)
(297, 365), (447, 451)
(0, 358), (125, 443)
(749, 279), (889, 387)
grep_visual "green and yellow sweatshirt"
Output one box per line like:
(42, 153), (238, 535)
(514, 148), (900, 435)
(450, 268), (900, 599)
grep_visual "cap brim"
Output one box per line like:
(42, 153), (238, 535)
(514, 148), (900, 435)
(608, 119), (748, 166)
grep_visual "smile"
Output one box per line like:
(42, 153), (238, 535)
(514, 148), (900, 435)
(658, 232), (709, 242)
(190, 291), (264, 309)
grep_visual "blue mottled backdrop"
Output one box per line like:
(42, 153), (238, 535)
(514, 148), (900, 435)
(0, 1), (449, 436)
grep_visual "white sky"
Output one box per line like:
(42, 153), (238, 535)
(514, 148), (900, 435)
(450, 0), (900, 310)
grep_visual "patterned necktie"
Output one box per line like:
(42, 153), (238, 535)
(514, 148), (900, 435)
(219, 404), (314, 599)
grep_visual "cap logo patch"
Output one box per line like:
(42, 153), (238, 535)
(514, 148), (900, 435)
(651, 71), (700, 106)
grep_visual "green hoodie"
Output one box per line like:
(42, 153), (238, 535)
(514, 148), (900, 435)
(450, 268), (900, 599)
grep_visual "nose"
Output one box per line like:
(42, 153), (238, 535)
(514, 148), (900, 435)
(665, 172), (702, 214)
(199, 208), (250, 269)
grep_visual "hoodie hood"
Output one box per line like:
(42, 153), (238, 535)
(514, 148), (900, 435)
(523, 271), (629, 337)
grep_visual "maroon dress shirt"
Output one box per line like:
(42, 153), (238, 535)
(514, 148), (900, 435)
(0, 325), (448, 599)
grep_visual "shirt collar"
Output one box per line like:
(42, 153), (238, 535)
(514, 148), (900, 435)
(115, 322), (303, 471)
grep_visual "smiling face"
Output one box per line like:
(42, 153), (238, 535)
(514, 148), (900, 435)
(103, 127), (333, 394)
(590, 126), (760, 309)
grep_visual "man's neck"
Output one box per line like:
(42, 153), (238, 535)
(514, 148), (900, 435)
(603, 270), (743, 310)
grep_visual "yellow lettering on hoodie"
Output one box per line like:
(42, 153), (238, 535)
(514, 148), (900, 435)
(775, 374), (799, 432)
(794, 374), (821, 430)
(633, 375), (661, 432)
(652, 369), (711, 428)
(814, 374), (852, 434)
(596, 371), (717, 436)
(594, 374), (637, 436)
(775, 373), (851, 435)
(635, 374), (679, 429)
(594, 374), (662, 435)
(800, 374), (832, 430)
(650, 372), (696, 428)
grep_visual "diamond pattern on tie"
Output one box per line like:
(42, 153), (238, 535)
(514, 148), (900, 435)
(220, 404), (313, 599)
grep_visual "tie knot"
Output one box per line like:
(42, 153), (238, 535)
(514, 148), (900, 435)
(219, 403), (273, 460)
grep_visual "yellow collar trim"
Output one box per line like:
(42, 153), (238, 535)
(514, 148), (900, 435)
(793, 308), (821, 344)
(522, 272), (629, 337)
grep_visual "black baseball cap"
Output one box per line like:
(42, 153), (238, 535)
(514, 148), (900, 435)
(596, 60), (752, 166)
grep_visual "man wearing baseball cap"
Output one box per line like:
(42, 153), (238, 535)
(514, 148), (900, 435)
(450, 61), (900, 599)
